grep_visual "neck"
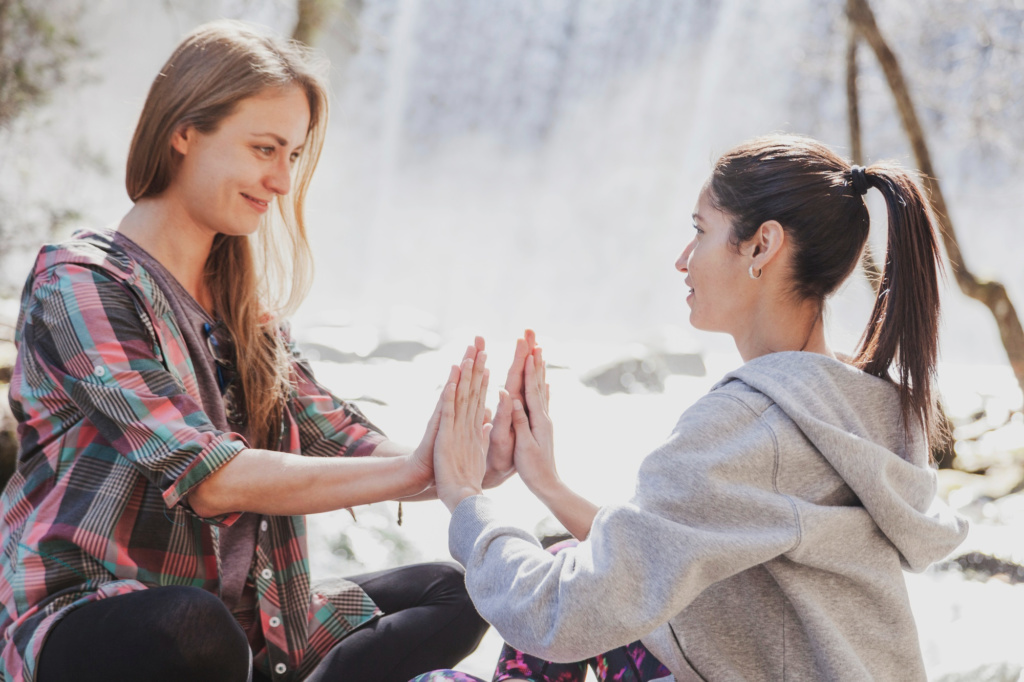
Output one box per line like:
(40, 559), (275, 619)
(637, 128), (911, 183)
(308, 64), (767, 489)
(732, 296), (833, 363)
(118, 195), (216, 313)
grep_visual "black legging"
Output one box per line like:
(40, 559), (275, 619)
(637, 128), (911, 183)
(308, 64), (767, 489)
(37, 562), (488, 682)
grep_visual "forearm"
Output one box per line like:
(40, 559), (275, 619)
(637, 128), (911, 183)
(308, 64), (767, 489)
(531, 478), (599, 541)
(189, 443), (430, 517)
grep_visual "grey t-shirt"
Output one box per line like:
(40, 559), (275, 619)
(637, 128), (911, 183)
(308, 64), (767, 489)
(112, 232), (259, 618)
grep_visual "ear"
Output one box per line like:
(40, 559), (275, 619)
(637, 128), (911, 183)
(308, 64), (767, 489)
(746, 220), (786, 269)
(170, 125), (193, 156)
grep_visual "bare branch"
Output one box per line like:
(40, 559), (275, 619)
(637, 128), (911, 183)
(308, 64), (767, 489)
(849, 0), (1024, 398)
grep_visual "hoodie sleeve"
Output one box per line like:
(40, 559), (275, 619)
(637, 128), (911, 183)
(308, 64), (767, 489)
(448, 390), (802, 663)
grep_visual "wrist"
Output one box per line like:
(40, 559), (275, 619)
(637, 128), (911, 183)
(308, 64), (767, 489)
(440, 485), (482, 513)
(525, 473), (567, 508)
(404, 450), (434, 496)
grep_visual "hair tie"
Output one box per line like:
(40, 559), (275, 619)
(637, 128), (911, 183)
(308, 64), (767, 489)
(850, 165), (870, 197)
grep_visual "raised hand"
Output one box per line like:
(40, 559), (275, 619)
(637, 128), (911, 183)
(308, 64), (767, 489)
(434, 339), (491, 512)
(509, 346), (556, 498)
(510, 346), (599, 541)
(483, 330), (537, 488)
(410, 339), (484, 491)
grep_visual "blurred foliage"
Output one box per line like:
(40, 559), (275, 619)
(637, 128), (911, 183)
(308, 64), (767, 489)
(789, 0), (1024, 178)
(0, 0), (85, 129)
(0, 0), (91, 297)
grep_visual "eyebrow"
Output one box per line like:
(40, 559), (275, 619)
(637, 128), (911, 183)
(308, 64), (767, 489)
(253, 132), (304, 150)
(691, 213), (703, 222)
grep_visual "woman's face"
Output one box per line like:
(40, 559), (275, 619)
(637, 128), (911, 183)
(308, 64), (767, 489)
(675, 187), (755, 334)
(170, 85), (311, 238)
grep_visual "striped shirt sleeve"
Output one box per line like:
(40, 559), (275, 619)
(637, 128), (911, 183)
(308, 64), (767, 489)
(24, 262), (247, 518)
(282, 330), (385, 459)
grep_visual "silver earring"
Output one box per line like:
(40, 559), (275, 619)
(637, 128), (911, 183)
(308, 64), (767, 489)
(748, 265), (762, 280)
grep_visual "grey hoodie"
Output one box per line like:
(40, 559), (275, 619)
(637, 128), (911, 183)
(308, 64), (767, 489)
(449, 351), (968, 681)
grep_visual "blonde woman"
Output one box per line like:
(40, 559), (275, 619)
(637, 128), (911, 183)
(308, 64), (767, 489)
(0, 21), (510, 682)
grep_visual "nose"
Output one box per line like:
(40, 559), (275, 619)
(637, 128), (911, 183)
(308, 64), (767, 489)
(675, 238), (695, 273)
(265, 157), (292, 196)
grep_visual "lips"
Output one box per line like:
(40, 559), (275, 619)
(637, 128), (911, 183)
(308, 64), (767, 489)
(242, 193), (270, 213)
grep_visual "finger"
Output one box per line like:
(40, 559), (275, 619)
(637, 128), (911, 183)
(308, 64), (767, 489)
(504, 337), (529, 394)
(440, 367), (459, 427)
(510, 398), (532, 443)
(455, 357), (475, 419)
(428, 363), (460, 432)
(523, 353), (544, 416)
(525, 329), (537, 352)
(475, 335), (486, 353)
(535, 350), (546, 401)
(483, 407), (493, 425)
(468, 353), (488, 428)
(490, 388), (513, 434)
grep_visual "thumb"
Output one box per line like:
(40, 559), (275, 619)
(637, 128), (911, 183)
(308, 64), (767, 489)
(491, 389), (513, 431)
(511, 398), (531, 440)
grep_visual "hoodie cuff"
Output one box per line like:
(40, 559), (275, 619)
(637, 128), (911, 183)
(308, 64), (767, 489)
(448, 494), (500, 566)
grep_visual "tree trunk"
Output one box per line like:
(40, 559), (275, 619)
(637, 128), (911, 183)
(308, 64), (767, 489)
(292, 0), (341, 45)
(844, 8), (882, 286)
(848, 0), (1024, 400)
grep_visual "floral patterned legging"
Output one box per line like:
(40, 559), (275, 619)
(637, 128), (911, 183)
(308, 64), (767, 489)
(409, 541), (671, 682)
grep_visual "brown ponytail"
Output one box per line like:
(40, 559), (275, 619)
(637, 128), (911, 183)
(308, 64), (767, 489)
(852, 166), (943, 436)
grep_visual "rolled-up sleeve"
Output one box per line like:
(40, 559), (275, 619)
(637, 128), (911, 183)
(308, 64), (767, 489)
(283, 332), (385, 459)
(24, 263), (247, 518)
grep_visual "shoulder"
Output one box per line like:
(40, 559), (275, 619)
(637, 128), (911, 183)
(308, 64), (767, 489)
(26, 230), (174, 320)
(638, 386), (780, 494)
(30, 229), (139, 285)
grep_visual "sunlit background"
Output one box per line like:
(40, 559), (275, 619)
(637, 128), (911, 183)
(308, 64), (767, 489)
(2, 0), (1024, 679)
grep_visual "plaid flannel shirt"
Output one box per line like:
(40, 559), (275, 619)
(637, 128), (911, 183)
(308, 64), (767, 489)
(0, 230), (385, 682)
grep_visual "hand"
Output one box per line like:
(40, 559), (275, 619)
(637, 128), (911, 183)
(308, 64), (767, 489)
(434, 338), (491, 512)
(411, 340), (483, 492)
(484, 330), (537, 488)
(510, 346), (558, 500)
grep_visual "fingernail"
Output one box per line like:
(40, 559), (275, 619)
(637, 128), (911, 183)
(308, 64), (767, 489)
(513, 399), (523, 411)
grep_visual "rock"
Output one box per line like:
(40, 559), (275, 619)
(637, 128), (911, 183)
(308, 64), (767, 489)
(937, 552), (1024, 585)
(582, 352), (705, 396)
(295, 342), (362, 364)
(933, 662), (1023, 682)
(367, 340), (434, 362)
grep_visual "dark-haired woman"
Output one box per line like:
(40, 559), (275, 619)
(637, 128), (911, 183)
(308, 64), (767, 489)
(420, 135), (969, 682)
(0, 20), (507, 682)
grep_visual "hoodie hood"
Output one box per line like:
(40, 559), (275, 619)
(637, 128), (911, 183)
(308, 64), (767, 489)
(717, 351), (968, 572)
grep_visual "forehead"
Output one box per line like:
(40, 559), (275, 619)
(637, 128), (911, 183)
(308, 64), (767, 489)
(223, 85), (311, 142)
(692, 186), (726, 223)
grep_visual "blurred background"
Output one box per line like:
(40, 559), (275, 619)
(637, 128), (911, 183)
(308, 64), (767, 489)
(2, 0), (1023, 679)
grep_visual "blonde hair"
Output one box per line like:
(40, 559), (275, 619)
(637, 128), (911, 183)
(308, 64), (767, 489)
(126, 20), (328, 449)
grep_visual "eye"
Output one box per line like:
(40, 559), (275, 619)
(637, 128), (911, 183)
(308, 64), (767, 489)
(692, 223), (704, 235)
(255, 145), (274, 156)
(289, 151), (301, 164)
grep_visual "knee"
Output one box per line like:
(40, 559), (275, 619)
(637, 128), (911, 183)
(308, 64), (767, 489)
(159, 586), (251, 681)
(434, 564), (489, 653)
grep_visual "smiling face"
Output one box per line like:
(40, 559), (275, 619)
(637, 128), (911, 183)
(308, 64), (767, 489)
(169, 85), (311, 238)
(675, 186), (756, 334)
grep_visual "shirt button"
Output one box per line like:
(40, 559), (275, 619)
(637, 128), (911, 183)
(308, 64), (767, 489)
(93, 366), (105, 377)
(261, 568), (273, 580)
(275, 663), (287, 675)
(269, 616), (281, 627)
(260, 520), (268, 532)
